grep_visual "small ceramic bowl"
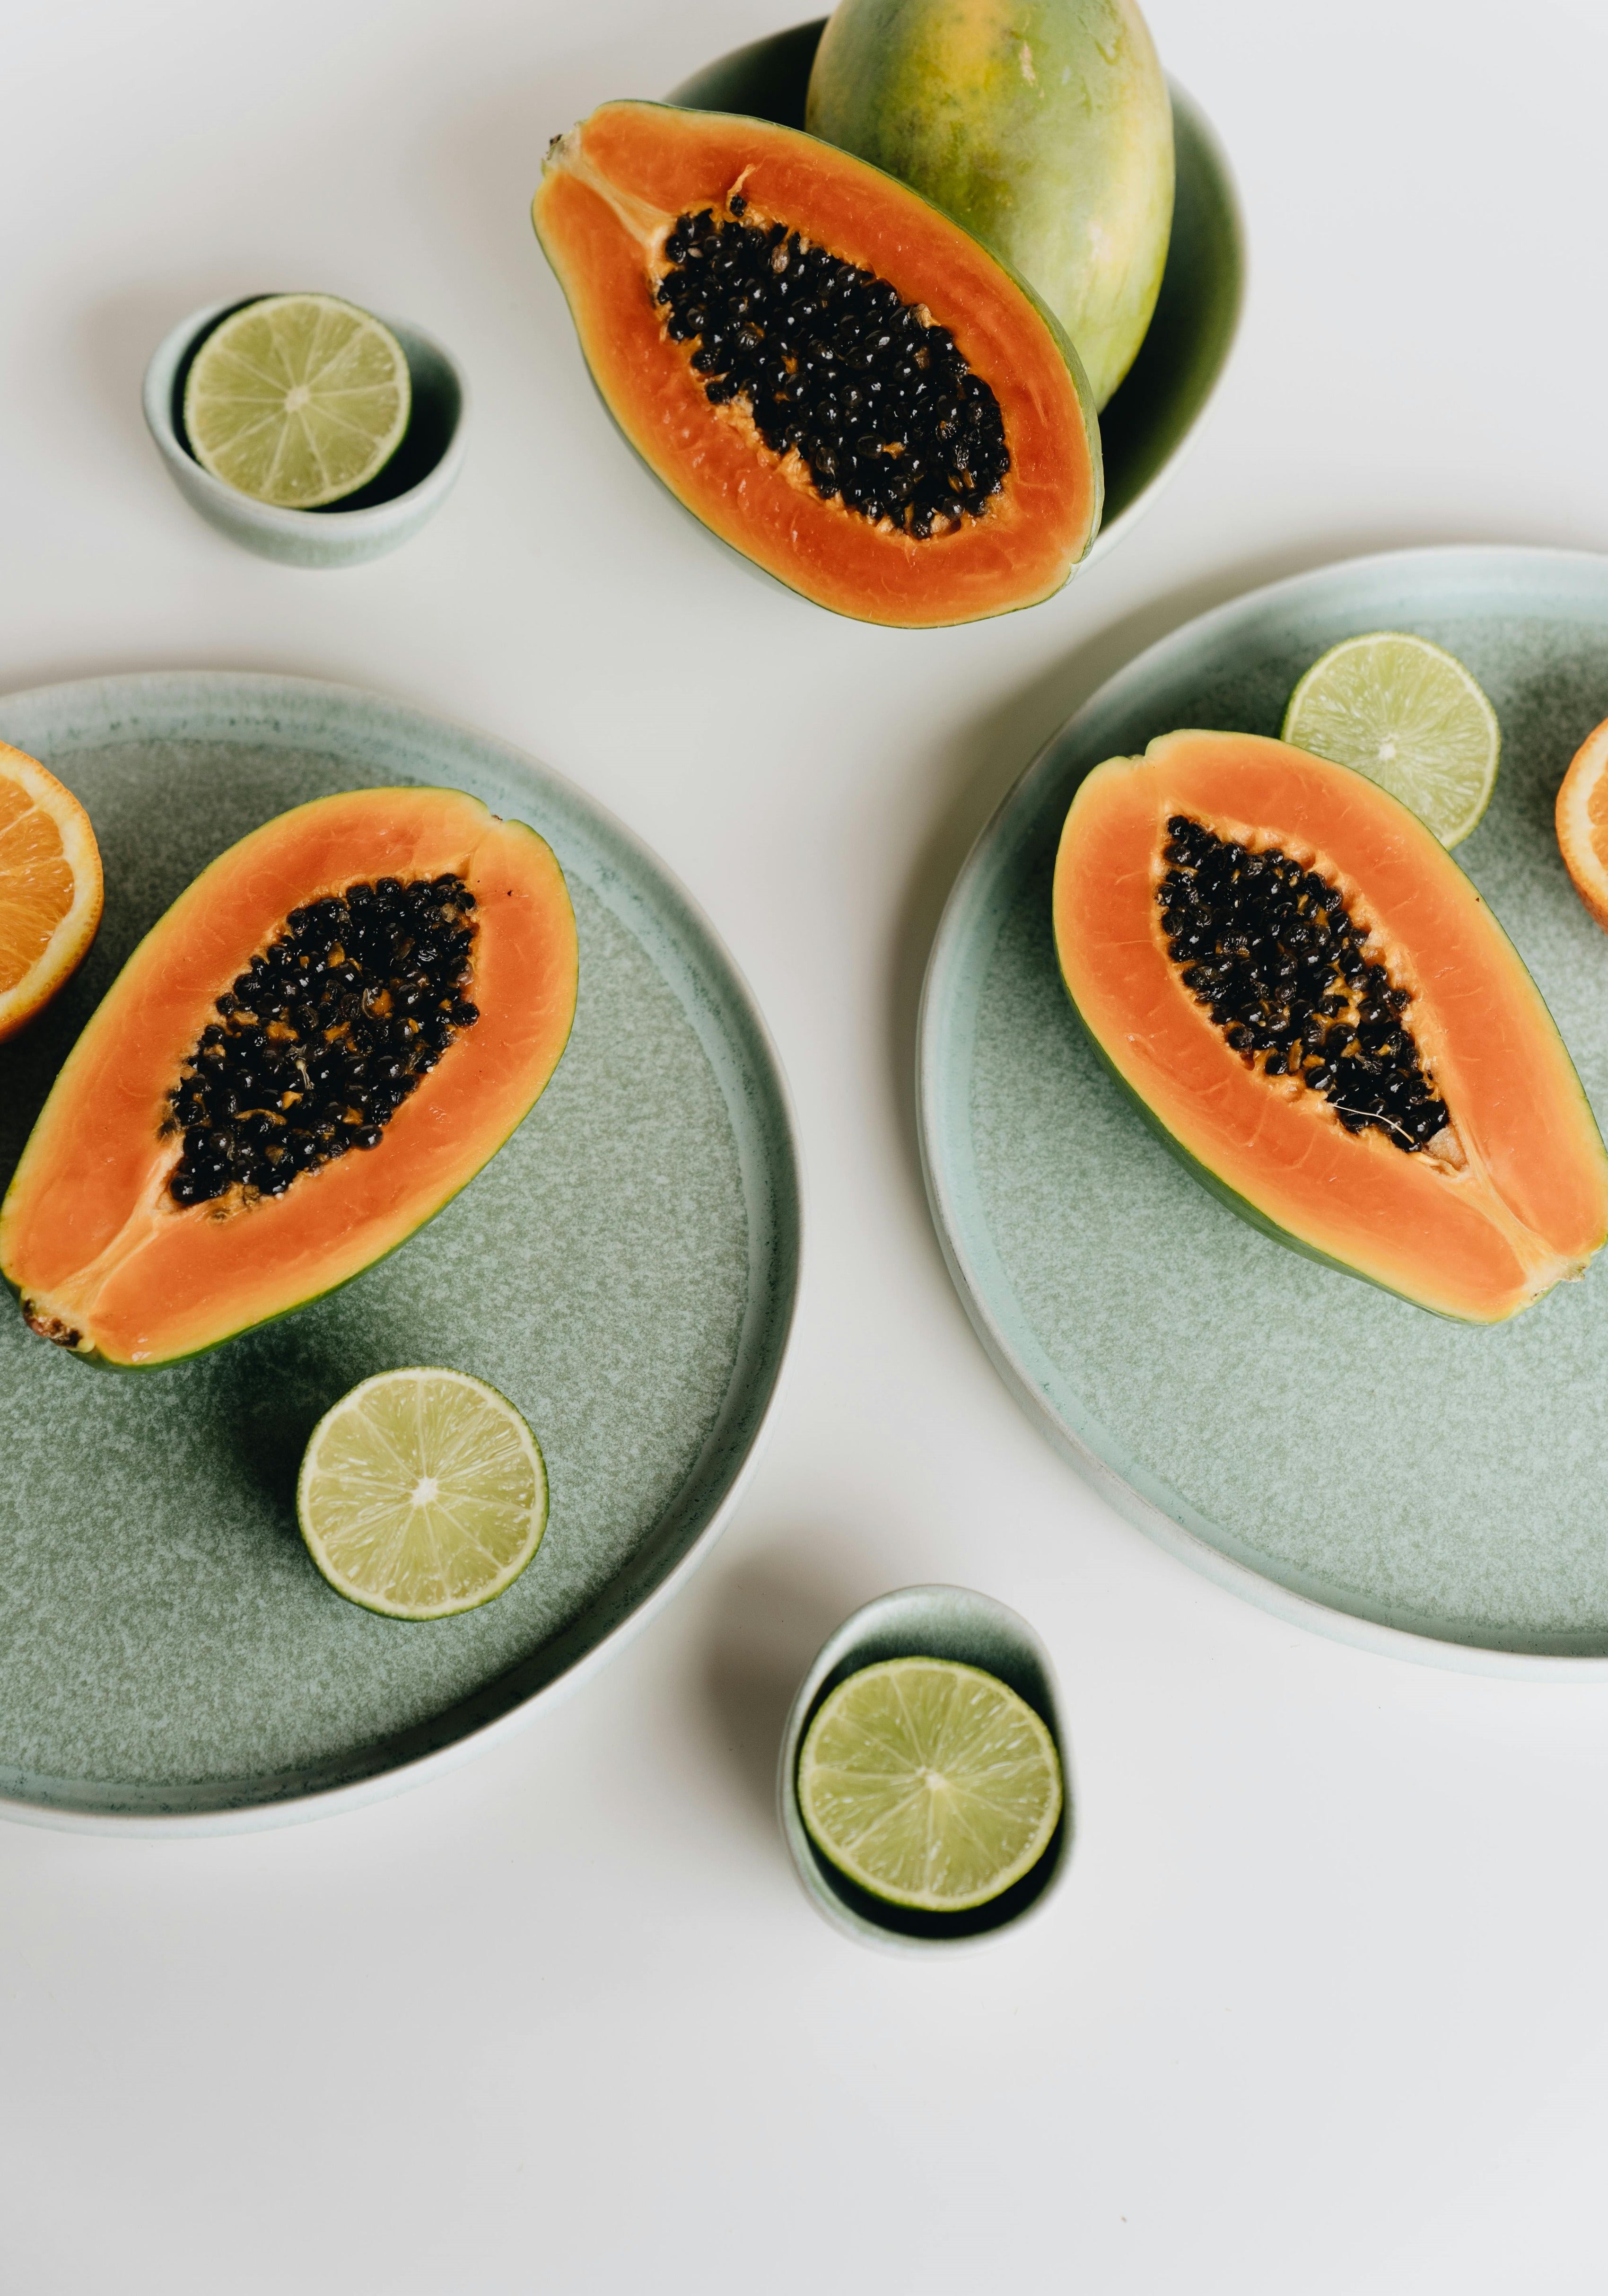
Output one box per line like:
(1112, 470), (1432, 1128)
(777, 1584), (1073, 1955)
(669, 22), (1245, 564)
(141, 298), (469, 569)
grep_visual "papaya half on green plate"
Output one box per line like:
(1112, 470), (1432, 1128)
(1052, 730), (1608, 1323)
(533, 100), (1102, 628)
(0, 787), (578, 1368)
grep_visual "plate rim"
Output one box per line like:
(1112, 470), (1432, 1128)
(918, 541), (1608, 1681)
(0, 667), (803, 1830)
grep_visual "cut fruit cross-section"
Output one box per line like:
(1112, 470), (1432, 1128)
(796, 1656), (1063, 1910)
(0, 740), (103, 1044)
(297, 1367), (549, 1619)
(1556, 712), (1608, 932)
(183, 293), (412, 509)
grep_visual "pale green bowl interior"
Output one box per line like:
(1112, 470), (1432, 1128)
(0, 674), (797, 1820)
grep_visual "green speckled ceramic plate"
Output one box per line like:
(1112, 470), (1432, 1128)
(920, 547), (1608, 1674)
(0, 673), (799, 1827)
(670, 22), (1244, 560)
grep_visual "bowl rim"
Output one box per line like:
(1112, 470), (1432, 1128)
(141, 297), (471, 535)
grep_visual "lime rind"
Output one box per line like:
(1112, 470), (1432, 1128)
(1282, 630), (1500, 848)
(183, 293), (411, 510)
(297, 1367), (547, 1620)
(796, 1655), (1063, 1912)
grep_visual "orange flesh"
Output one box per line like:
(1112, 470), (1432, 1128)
(0, 787), (578, 1366)
(0, 778), (73, 991)
(1556, 713), (1608, 931)
(1053, 731), (1608, 1323)
(534, 101), (1100, 628)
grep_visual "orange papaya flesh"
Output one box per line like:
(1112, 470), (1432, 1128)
(0, 786), (578, 1368)
(533, 100), (1101, 628)
(1052, 731), (1608, 1323)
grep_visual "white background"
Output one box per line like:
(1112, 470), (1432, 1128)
(6, 0), (1608, 2287)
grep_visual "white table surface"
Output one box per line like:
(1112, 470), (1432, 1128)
(8, 0), (1608, 2286)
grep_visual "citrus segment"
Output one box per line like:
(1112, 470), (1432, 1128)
(297, 1368), (548, 1620)
(1282, 631), (1500, 847)
(797, 1656), (1062, 1911)
(0, 742), (103, 1042)
(1555, 713), (1608, 931)
(183, 294), (411, 509)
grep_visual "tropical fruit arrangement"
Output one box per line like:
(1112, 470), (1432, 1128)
(1052, 636), (1608, 1325)
(533, 0), (1176, 624)
(0, 768), (578, 1617)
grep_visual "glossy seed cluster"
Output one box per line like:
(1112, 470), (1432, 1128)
(166, 876), (480, 1207)
(656, 196), (1010, 537)
(1159, 816), (1449, 1153)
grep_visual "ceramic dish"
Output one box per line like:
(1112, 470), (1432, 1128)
(920, 545), (1608, 1675)
(0, 672), (799, 1829)
(668, 20), (1243, 561)
(142, 302), (469, 568)
(778, 1585), (1072, 1954)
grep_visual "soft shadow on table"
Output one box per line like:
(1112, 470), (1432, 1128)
(699, 1542), (870, 1832)
(885, 515), (1588, 1239)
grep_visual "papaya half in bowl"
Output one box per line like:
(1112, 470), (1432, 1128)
(668, 16), (1244, 562)
(535, 95), (1102, 626)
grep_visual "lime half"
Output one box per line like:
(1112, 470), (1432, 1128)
(797, 1656), (1062, 1912)
(183, 293), (411, 509)
(297, 1368), (547, 1620)
(1282, 631), (1500, 846)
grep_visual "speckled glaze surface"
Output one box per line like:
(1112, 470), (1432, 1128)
(142, 304), (469, 568)
(777, 1585), (1071, 1955)
(669, 22), (1243, 561)
(921, 547), (1608, 1673)
(0, 674), (798, 1825)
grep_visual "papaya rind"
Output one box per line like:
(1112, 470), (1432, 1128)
(532, 99), (1102, 628)
(0, 789), (578, 1370)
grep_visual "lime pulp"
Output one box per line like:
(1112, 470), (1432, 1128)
(183, 293), (411, 510)
(1281, 630), (1500, 847)
(297, 1367), (547, 1620)
(797, 1656), (1063, 1912)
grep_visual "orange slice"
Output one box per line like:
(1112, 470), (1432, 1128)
(0, 742), (103, 1043)
(1556, 715), (1608, 933)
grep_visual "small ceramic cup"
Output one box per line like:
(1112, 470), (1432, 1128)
(778, 1583), (1072, 1955)
(141, 298), (469, 569)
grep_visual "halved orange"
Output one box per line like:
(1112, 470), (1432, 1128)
(0, 742), (103, 1043)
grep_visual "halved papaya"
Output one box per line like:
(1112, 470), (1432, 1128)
(0, 786), (578, 1368)
(533, 100), (1101, 627)
(1052, 731), (1608, 1323)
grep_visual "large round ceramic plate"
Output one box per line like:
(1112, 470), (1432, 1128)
(920, 546), (1608, 1674)
(0, 674), (799, 1826)
(669, 23), (1243, 561)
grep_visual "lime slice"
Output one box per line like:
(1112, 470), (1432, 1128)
(797, 1656), (1062, 1912)
(297, 1368), (547, 1619)
(1281, 631), (1500, 846)
(183, 293), (411, 509)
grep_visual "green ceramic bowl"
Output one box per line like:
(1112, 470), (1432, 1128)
(668, 19), (1244, 559)
(778, 1585), (1072, 1954)
(142, 300), (469, 569)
